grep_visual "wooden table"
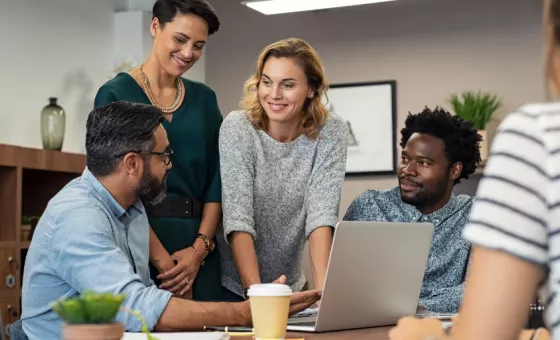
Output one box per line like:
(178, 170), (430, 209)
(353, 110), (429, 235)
(235, 326), (391, 339)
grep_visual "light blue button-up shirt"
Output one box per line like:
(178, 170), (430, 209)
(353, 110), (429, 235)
(21, 168), (172, 340)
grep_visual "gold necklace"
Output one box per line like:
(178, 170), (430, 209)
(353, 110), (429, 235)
(140, 64), (185, 113)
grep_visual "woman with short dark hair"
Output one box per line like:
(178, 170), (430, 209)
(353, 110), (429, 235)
(94, 0), (223, 301)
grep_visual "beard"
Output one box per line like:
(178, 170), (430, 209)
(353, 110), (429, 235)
(136, 164), (168, 206)
(399, 177), (449, 209)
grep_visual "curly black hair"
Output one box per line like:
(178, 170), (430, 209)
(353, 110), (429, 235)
(400, 106), (482, 184)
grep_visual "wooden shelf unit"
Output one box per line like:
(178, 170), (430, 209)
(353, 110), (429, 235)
(0, 144), (85, 327)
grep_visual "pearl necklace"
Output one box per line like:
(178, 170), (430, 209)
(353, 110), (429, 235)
(140, 64), (185, 113)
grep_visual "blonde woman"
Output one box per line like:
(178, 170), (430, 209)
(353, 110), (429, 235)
(218, 38), (348, 302)
(388, 0), (560, 339)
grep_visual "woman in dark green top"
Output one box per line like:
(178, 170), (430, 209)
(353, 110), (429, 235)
(93, 0), (223, 301)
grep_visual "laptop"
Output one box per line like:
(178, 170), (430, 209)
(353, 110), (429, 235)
(287, 221), (434, 332)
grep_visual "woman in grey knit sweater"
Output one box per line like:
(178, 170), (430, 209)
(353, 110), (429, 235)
(217, 38), (348, 302)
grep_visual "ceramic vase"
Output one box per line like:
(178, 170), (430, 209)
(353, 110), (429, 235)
(40, 97), (66, 151)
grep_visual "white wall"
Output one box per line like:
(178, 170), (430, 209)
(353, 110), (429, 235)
(113, 11), (151, 68)
(117, 0), (156, 12)
(0, 0), (114, 154)
(1, 0), (207, 155)
(205, 0), (545, 216)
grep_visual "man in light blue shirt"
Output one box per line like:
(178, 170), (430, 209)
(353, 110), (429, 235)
(19, 101), (320, 340)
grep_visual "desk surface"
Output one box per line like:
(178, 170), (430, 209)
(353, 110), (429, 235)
(236, 326), (391, 339)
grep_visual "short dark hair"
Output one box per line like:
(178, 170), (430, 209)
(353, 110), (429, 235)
(86, 101), (164, 177)
(400, 106), (482, 184)
(152, 0), (220, 35)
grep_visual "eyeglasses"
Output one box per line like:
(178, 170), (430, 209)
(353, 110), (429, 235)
(115, 148), (174, 166)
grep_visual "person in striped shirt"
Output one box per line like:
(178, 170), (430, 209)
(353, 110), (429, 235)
(388, 0), (560, 339)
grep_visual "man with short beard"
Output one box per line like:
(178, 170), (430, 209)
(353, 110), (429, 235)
(343, 107), (482, 314)
(18, 101), (320, 340)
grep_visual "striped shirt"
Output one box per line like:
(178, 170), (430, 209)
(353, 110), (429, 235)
(462, 102), (560, 334)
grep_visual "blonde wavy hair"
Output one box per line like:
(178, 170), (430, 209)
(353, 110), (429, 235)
(239, 38), (329, 139)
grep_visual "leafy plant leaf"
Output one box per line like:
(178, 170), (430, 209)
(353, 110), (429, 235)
(446, 91), (503, 130)
(121, 307), (160, 340)
(50, 298), (87, 324)
(50, 291), (126, 324)
(51, 291), (158, 339)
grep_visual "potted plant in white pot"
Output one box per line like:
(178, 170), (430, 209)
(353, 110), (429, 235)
(51, 290), (157, 340)
(447, 90), (503, 162)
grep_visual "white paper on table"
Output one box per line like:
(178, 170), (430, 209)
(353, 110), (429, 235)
(121, 332), (229, 340)
(291, 307), (319, 318)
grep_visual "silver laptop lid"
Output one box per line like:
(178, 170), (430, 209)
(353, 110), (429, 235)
(313, 221), (434, 332)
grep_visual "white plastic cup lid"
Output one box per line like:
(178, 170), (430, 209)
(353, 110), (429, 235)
(247, 283), (292, 297)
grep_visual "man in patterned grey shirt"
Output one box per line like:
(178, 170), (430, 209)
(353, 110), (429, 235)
(344, 107), (482, 313)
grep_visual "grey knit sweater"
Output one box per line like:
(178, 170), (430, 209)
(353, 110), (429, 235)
(217, 110), (348, 297)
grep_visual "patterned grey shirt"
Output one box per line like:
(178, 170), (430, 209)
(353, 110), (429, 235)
(343, 186), (474, 313)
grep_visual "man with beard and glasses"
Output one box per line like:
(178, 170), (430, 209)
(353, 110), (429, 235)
(343, 107), (482, 314)
(17, 101), (320, 340)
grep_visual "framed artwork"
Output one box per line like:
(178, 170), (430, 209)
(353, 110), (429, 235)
(324, 80), (397, 176)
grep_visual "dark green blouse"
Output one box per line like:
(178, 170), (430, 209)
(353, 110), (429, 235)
(94, 73), (223, 301)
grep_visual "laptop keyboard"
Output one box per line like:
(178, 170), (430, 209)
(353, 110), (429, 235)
(288, 315), (317, 327)
(289, 321), (317, 327)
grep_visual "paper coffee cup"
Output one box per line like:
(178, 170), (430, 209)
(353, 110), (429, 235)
(248, 283), (292, 340)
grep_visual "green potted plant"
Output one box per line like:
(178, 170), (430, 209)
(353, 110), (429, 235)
(447, 90), (503, 161)
(21, 215), (40, 241)
(51, 290), (158, 340)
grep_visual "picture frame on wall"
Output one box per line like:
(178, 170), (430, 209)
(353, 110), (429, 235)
(324, 80), (397, 176)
